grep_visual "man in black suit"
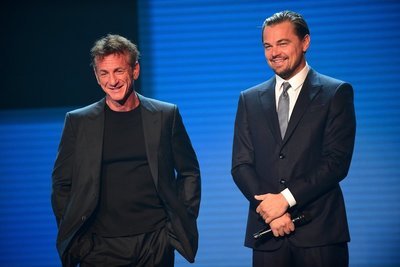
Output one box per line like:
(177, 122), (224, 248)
(231, 11), (355, 267)
(51, 34), (201, 266)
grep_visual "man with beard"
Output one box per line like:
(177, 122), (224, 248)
(232, 11), (355, 267)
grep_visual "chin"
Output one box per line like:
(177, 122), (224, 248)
(107, 95), (123, 102)
(275, 69), (292, 79)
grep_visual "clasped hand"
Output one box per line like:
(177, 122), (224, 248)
(255, 193), (294, 237)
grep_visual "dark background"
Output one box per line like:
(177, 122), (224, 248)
(0, 0), (139, 110)
(1, 1), (399, 266)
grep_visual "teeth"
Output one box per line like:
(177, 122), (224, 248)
(271, 59), (285, 64)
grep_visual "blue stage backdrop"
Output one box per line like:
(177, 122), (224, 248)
(1, 1), (400, 266)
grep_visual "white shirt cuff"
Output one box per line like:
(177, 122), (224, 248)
(281, 188), (297, 208)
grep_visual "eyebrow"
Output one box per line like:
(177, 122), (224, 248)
(277, 38), (291, 43)
(263, 38), (291, 45)
(98, 67), (127, 73)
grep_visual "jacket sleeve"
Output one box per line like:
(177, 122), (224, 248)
(171, 106), (201, 218)
(231, 92), (263, 208)
(51, 113), (75, 226)
(289, 83), (356, 207)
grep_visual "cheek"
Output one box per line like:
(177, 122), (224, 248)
(97, 79), (109, 91)
(124, 76), (135, 85)
(264, 50), (272, 59)
(291, 48), (303, 58)
(97, 76), (107, 85)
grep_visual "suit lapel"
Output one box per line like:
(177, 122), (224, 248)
(84, 99), (105, 180)
(258, 78), (282, 144)
(282, 69), (322, 145)
(138, 94), (161, 188)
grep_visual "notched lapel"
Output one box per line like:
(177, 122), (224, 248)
(258, 81), (282, 144)
(283, 72), (322, 145)
(84, 100), (105, 181)
(140, 96), (161, 188)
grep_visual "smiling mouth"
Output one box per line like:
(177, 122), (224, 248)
(270, 59), (288, 69)
(271, 57), (286, 64)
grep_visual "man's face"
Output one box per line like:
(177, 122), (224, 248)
(94, 53), (139, 103)
(263, 21), (310, 80)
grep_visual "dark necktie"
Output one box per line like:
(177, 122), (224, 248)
(278, 82), (291, 138)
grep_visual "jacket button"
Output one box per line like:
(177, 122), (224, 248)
(280, 179), (287, 186)
(81, 216), (86, 221)
(279, 153), (285, 159)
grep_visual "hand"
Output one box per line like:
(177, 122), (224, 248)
(254, 193), (289, 224)
(269, 213), (295, 237)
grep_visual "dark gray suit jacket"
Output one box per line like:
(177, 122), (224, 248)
(232, 69), (356, 250)
(52, 94), (201, 265)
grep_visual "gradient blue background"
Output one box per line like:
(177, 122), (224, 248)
(1, 1), (400, 266)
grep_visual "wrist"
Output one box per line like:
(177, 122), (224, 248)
(280, 189), (296, 208)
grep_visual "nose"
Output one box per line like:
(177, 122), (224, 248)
(270, 46), (281, 57)
(108, 73), (118, 87)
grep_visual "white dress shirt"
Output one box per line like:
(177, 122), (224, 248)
(275, 63), (310, 207)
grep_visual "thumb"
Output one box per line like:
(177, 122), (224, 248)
(254, 195), (263, 200)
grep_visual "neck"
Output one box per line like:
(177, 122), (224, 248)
(106, 90), (140, 112)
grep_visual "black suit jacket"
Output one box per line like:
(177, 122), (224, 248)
(51, 94), (201, 265)
(232, 69), (356, 250)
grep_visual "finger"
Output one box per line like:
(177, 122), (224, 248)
(254, 195), (263, 200)
(283, 226), (291, 235)
(256, 205), (261, 213)
(272, 228), (279, 237)
(278, 228), (285, 236)
(275, 224), (284, 236)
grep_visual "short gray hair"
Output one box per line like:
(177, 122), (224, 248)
(90, 34), (140, 68)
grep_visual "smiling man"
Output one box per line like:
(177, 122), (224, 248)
(51, 34), (201, 267)
(232, 11), (356, 267)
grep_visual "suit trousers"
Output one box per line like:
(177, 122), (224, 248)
(79, 226), (174, 267)
(253, 238), (348, 267)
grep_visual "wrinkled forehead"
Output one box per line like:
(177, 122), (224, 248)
(94, 52), (131, 68)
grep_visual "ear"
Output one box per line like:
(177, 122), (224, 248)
(133, 62), (140, 80)
(302, 34), (311, 53)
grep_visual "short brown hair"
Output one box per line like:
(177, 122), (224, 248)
(262, 11), (310, 41)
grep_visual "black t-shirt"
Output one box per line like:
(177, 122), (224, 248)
(91, 104), (167, 236)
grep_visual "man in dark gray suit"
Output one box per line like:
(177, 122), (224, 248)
(232, 11), (355, 267)
(51, 34), (201, 267)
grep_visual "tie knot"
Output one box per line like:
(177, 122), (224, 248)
(282, 82), (291, 93)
